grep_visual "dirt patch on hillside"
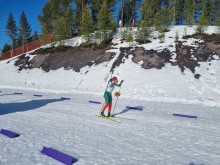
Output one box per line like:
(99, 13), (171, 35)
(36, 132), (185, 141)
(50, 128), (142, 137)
(131, 47), (171, 69)
(110, 37), (220, 78)
(183, 33), (220, 44)
(174, 43), (199, 73)
(173, 40), (220, 78)
(13, 34), (220, 79)
(15, 45), (115, 72)
(110, 47), (172, 72)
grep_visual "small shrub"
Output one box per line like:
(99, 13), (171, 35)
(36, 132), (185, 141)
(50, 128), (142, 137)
(158, 31), (165, 43)
(175, 31), (179, 43)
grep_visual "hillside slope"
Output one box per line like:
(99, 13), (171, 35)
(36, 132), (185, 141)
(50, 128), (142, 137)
(1, 26), (220, 106)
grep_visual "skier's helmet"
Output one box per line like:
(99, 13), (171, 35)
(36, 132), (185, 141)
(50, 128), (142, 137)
(112, 77), (118, 82)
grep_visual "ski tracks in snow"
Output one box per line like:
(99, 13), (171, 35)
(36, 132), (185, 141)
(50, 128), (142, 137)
(0, 89), (220, 164)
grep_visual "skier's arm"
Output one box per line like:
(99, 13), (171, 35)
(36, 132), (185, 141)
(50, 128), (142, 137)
(115, 80), (124, 87)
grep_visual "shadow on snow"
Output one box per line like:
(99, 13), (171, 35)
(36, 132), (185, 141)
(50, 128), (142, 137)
(0, 99), (64, 115)
(114, 106), (144, 116)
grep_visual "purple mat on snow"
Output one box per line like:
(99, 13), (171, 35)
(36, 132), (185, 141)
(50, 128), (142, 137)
(41, 147), (78, 165)
(173, 114), (197, 118)
(33, 94), (42, 97)
(0, 129), (20, 138)
(14, 92), (23, 95)
(89, 101), (101, 104)
(61, 97), (71, 100)
(126, 106), (143, 110)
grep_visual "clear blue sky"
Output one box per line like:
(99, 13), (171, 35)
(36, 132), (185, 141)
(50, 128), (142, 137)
(0, 0), (47, 50)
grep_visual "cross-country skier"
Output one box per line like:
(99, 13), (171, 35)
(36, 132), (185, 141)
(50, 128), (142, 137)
(101, 77), (123, 117)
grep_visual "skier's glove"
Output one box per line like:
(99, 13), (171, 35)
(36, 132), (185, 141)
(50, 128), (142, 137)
(114, 92), (121, 97)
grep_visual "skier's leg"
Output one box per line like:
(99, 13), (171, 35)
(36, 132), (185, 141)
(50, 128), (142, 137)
(101, 92), (110, 116)
(107, 95), (113, 117)
(108, 103), (112, 112)
(103, 103), (109, 111)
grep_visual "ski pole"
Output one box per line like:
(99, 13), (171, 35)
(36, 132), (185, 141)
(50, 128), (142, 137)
(99, 103), (105, 114)
(112, 83), (123, 115)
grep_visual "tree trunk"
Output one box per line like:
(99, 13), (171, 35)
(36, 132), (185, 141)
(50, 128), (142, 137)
(82, 0), (84, 11)
(192, 0), (195, 24)
(209, 0), (212, 23)
(121, 0), (124, 27)
(173, 0), (177, 24)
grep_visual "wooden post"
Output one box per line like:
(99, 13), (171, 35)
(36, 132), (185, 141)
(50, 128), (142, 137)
(10, 39), (13, 58)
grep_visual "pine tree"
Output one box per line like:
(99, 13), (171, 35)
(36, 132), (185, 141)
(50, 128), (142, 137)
(54, 3), (74, 41)
(176, 0), (185, 25)
(213, 0), (220, 25)
(118, 0), (143, 27)
(38, 1), (53, 34)
(6, 13), (17, 48)
(154, 7), (172, 31)
(38, 0), (74, 39)
(173, 0), (177, 24)
(137, 0), (159, 44)
(163, 0), (170, 7)
(170, 0), (185, 25)
(18, 11), (32, 46)
(33, 31), (39, 41)
(80, 4), (94, 41)
(1, 43), (11, 53)
(54, 16), (72, 41)
(202, 0), (212, 24)
(141, 0), (161, 27)
(73, 0), (88, 32)
(196, 12), (210, 34)
(97, 0), (116, 43)
(90, 0), (117, 25)
(183, 0), (195, 25)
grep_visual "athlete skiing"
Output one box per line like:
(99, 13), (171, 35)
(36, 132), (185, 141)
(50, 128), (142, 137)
(101, 76), (123, 117)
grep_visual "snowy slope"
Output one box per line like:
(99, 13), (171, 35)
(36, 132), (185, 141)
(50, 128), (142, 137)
(0, 26), (220, 106)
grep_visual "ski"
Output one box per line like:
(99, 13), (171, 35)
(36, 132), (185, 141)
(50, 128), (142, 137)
(110, 116), (135, 120)
(96, 114), (120, 122)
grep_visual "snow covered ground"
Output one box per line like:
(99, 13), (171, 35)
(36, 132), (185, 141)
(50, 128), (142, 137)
(0, 26), (220, 164)
(0, 88), (219, 165)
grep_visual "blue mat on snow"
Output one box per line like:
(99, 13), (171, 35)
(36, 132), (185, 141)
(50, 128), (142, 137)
(33, 94), (43, 97)
(89, 101), (101, 104)
(173, 113), (197, 118)
(61, 97), (71, 100)
(14, 92), (23, 95)
(0, 129), (20, 138)
(41, 147), (78, 165)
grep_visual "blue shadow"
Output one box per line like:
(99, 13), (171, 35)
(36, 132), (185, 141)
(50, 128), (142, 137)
(0, 94), (16, 97)
(114, 106), (144, 116)
(0, 99), (64, 115)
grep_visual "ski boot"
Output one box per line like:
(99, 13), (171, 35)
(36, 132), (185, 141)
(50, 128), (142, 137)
(107, 112), (113, 117)
(100, 110), (105, 116)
